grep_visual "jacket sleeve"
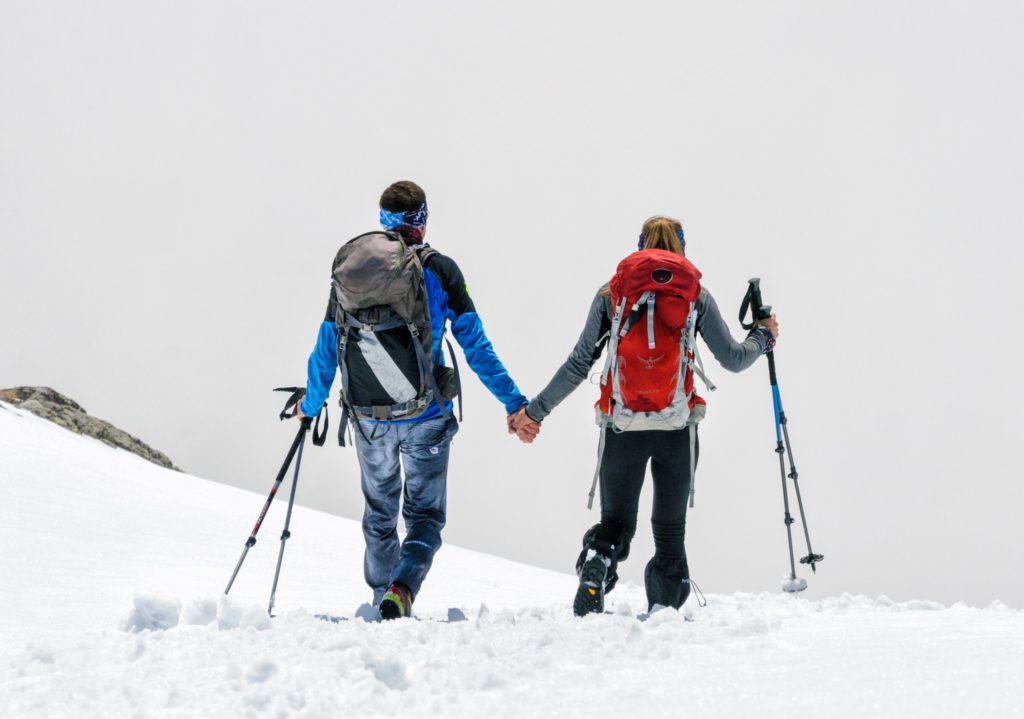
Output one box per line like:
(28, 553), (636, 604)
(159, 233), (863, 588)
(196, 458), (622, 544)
(300, 291), (339, 417)
(525, 288), (611, 422)
(695, 288), (771, 373)
(438, 257), (529, 415)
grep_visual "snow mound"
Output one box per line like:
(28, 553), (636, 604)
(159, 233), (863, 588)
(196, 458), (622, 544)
(123, 594), (278, 633)
(121, 594), (181, 632)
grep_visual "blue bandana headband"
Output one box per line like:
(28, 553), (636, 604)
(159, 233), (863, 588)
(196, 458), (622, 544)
(380, 202), (429, 230)
(638, 226), (685, 251)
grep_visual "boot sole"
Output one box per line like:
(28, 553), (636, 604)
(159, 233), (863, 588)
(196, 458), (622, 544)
(379, 599), (404, 620)
(573, 557), (607, 617)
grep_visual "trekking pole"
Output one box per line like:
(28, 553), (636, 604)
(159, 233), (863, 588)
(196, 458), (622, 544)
(267, 416), (307, 617)
(223, 387), (327, 598)
(739, 279), (824, 593)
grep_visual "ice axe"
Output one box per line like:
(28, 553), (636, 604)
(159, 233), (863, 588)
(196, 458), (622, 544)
(740, 279), (824, 593)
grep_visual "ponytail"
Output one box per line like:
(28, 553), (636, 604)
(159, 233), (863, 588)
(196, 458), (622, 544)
(640, 216), (685, 255)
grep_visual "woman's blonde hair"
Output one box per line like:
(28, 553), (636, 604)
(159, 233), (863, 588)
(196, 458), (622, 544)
(640, 215), (685, 255)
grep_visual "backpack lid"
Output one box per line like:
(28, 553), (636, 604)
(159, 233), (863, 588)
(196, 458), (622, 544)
(332, 232), (426, 322)
(611, 249), (702, 305)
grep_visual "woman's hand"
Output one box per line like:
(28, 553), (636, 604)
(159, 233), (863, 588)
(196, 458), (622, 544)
(758, 313), (780, 338)
(507, 407), (541, 443)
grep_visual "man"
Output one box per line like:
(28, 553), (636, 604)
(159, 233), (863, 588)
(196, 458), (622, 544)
(298, 180), (533, 619)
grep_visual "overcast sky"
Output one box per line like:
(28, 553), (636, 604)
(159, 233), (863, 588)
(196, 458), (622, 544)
(2, 1), (1022, 607)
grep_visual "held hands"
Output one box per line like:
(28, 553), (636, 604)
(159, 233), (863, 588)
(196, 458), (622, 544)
(507, 407), (541, 444)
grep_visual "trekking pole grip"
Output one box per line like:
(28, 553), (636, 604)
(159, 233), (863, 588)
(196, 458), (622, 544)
(739, 278), (772, 330)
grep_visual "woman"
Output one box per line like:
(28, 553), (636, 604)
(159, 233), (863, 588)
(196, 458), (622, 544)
(510, 216), (779, 616)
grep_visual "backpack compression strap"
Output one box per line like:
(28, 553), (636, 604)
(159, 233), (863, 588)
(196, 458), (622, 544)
(617, 291), (654, 340)
(409, 322), (452, 420)
(588, 422), (609, 510)
(614, 291), (658, 351)
(601, 297), (628, 398)
(683, 309), (717, 392)
(688, 424), (697, 508)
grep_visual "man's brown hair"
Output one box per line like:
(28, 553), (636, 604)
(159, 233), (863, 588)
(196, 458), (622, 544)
(379, 181), (426, 213)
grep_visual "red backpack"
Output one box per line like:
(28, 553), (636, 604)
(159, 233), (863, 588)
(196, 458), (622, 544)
(597, 249), (713, 431)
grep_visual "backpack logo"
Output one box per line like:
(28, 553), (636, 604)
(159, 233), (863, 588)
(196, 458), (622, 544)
(639, 354), (665, 370)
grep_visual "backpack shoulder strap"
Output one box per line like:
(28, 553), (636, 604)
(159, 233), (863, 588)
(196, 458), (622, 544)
(416, 246), (439, 269)
(414, 246), (465, 421)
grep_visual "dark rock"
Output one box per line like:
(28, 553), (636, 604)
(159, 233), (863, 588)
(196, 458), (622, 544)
(0, 386), (180, 471)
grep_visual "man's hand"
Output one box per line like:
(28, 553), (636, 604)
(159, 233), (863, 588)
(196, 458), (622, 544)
(507, 407), (541, 444)
(757, 313), (780, 338)
(295, 404), (306, 421)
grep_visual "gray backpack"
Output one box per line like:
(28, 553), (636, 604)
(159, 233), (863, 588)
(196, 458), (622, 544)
(332, 232), (454, 439)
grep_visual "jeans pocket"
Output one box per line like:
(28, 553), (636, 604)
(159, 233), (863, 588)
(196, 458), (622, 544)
(404, 416), (457, 459)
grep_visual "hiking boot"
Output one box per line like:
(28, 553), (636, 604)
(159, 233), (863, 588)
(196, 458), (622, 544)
(644, 555), (690, 611)
(573, 551), (611, 617)
(379, 582), (413, 620)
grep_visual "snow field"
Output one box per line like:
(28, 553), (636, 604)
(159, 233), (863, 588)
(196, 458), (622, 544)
(6, 590), (1023, 718)
(2, 402), (1023, 718)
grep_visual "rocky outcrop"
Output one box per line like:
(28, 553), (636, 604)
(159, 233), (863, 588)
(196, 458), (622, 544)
(0, 386), (180, 471)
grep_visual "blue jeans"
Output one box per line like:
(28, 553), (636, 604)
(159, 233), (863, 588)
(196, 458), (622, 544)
(353, 415), (459, 604)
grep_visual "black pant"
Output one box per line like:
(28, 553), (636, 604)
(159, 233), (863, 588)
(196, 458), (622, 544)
(578, 425), (699, 609)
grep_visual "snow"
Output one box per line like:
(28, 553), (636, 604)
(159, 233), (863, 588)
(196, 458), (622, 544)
(2, 402), (1023, 718)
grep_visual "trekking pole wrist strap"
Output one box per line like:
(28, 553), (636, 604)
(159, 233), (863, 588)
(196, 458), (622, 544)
(274, 386), (328, 445)
(311, 403), (328, 446)
(274, 386), (306, 420)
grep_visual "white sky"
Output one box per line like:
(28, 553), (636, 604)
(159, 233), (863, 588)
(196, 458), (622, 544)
(2, 1), (1022, 606)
